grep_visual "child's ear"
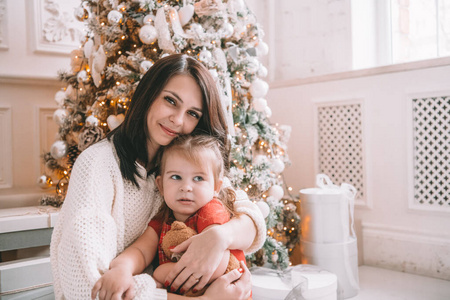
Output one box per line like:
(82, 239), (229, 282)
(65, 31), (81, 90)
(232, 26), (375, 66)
(214, 179), (223, 194)
(155, 175), (164, 194)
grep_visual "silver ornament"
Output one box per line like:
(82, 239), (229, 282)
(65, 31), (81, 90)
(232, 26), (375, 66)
(143, 14), (155, 25)
(50, 141), (68, 159)
(54, 90), (66, 106)
(53, 109), (69, 125)
(85, 115), (99, 127)
(107, 10), (123, 24)
(249, 78), (269, 98)
(253, 98), (267, 112)
(77, 70), (89, 83)
(199, 48), (212, 63)
(140, 60), (154, 73)
(139, 25), (158, 44)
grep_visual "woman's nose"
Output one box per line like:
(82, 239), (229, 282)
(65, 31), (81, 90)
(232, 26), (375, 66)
(170, 111), (184, 126)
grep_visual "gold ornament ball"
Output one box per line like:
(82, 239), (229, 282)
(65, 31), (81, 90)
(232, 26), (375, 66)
(38, 175), (53, 189)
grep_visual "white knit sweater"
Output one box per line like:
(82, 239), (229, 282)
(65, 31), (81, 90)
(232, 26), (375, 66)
(50, 139), (266, 300)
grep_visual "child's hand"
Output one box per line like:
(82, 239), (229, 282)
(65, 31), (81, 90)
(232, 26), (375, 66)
(91, 267), (135, 300)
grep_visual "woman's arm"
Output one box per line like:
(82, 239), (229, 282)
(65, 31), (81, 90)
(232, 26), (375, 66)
(91, 227), (159, 300)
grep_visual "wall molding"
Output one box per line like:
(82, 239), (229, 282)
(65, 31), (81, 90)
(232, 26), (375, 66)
(34, 106), (58, 180)
(0, 106), (12, 189)
(362, 222), (450, 280)
(0, 75), (62, 87)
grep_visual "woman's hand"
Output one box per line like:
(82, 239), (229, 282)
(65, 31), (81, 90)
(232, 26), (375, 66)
(91, 267), (135, 300)
(202, 261), (251, 300)
(164, 225), (228, 293)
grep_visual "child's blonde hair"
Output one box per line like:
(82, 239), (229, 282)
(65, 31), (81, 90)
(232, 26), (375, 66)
(154, 134), (238, 223)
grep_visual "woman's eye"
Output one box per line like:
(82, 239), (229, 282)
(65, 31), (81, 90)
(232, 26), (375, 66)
(188, 110), (200, 119)
(193, 176), (204, 182)
(170, 175), (181, 180)
(165, 96), (176, 105)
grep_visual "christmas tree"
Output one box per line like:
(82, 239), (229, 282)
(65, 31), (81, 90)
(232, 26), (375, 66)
(39, 0), (299, 270)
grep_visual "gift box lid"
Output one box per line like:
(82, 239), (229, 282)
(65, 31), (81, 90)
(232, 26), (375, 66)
(252, 265), (337, 300)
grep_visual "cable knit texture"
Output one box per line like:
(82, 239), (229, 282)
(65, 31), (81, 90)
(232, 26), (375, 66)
(50, 139), (265, 299)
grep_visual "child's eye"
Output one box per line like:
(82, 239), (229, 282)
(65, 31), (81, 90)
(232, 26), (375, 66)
(193, 176), (204, 182)
(165, 96), (176, 105)
(170, 175), (181, 180)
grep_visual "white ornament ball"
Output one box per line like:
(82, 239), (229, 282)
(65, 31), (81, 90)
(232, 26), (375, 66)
(139, 25), (158, 44)
(85, 115), (99, 126)
(107, 10), (123, 24)
(265, 106), (272, 118)
(50, 141), (68, 159)
(268, 185), (284, 201)
(199, 48), (212, 63)
(253, 98), (267, 112)
(222, 22), (234, 38)
(53, 109), (69, 125)
(249, 78), (269, 98)
(77, 70), (89, 83)
(258, 65), (268, 78)
(256, 201), (270, 218)
(256, 41), (269, 56)
(140, 60), (153, 73)
(209, 69), (219, 81)
(246, 57), (260, 74)
(54, 91), (66, 106)
(38, 175), (53, 189)
(143, 14), (155, 25)
(271, 158), (285, 174)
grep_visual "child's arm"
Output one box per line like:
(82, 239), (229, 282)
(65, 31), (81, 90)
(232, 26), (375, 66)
(91, 227), (159, 300)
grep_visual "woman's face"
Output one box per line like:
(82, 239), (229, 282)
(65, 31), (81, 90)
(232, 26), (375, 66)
(146, 74), (203, 152)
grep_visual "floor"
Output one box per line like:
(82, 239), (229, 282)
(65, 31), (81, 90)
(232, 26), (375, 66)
(349, 266), (450, 300)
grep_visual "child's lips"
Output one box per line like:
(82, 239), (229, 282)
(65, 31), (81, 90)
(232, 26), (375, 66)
(178, 198), (194, 204)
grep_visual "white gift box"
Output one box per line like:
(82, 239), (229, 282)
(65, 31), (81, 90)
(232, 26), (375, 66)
(252, 265), (337, 300)
(299, 188), (350, 244)
(300, 238), (359, 299)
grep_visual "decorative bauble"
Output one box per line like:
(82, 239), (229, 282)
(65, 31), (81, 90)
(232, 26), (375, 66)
(221, 22), (234, 38)
(84, 38), (94, 58)
(53, 109), (69, 125)
(256, 201), (270, 218)
(178, 4), (195, 26)
(143, 14), (155, 25)
(256, 41), (269, 56)
(107, 114), (125, 130)
(265, 106), (272, 118)
(199, 48), (212, 63)
(37, 175), (53, 189)
(268, 185), (284, 201)
(107, 10), (123, 24)
(246, 57), (260, 74)
(54, 91), (66, 106)
(50, 141), (68, 159)
(85, 115), (99, 126)
(139, 25), (158, 44)
(140, 60), (153, 73)
(253, 98), (267, 112)
(258, 65), (268, 78)
(77, 70), (89, 83)
(271, 252), (279, 264)
(249, 79), (269, 98)
(271, 158), (285, 174)
(209, 69), (219, 81)
(74, 6), (89, 22)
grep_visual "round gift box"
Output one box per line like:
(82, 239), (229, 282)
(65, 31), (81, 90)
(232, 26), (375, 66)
(252, 265), (337, 300)
(299, 188), (350, 244)
(300, 238), (359, 299)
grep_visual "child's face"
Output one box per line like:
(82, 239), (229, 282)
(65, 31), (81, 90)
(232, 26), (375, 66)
(156, 151), (222, 222)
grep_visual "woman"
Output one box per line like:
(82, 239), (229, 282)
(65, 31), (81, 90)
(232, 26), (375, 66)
(50, 54), (266, 300)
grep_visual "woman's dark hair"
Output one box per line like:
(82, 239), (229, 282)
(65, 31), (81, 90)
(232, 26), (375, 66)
(108, 54), (229, 187)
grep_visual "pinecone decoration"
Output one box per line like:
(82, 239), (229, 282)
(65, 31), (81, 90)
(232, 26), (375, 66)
(67, 145), (81, 171)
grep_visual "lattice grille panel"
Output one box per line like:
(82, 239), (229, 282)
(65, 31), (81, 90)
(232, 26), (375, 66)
(412, 96), (449, 207)
(317, 103), (364, 198)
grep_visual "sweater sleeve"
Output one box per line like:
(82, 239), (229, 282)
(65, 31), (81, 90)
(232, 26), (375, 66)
(50, 144), (167, 300)
(233, 189), (267, 255)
